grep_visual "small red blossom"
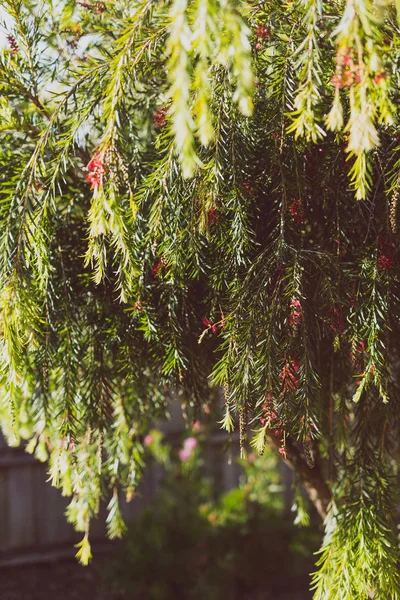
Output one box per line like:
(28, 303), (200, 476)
(86, 152), (106, 189)
(207, 207), (217, 227)
(260, 394), (272, 425)
(261, 408), (277, 427)
(289, 199), (304, 224)
(7, 35), (19, 54)
(202, 315), (224, 335)
(378, 236), (395, 271)
(349, 294), (357, 308)
(153, 107), (168, 128)
(152, 256), (167, 277)
(350, 340), (365, 365)
(66, 39), (78, 50)
(289, 297), (303, 332)
(242, 182), (255, 197)
(280, 357), (300, 393)
(278, 447), (286, 456)
(34, 179), (44, 192)
(378, 254), (394, 270)
(79, 1), (106, 13)
(331, 49), (363, 89)
(331, 66), (361, 89)
(374, 72), (386, 84)
(132, 300), (143, 311)
(248, 452), (257, 463)
(336, 47), (351, 68)
(256, 24), (271, 39)
(329, 305), (344, 336)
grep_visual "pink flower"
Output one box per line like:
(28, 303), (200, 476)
(193, 421), (201, 431)
(178, 437), (198, 461)
(183, 437), (197, 451)
(179, 448), (191, 462)
(144, 434), (153, 446)
(278, 447), (286, 456)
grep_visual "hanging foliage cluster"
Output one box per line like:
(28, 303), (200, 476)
(2, 0), (400, 595)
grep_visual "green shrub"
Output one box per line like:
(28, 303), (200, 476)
(104, 430), (319, 599)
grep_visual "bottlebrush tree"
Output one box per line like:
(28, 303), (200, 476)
(1, 0), (400, 595)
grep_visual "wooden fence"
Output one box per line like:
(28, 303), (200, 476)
(0, 400), (244, 565)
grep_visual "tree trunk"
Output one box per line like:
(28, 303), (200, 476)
(268, 434), (331, 519)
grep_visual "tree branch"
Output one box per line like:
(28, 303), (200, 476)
(268, 434), (331, 519)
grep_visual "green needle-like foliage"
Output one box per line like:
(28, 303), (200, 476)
(2, 0), (400, 596)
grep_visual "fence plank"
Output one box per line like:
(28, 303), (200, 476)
(34, 465), (76, 547)
(7, 466), (35, 549)
(0, 470), (8, 552)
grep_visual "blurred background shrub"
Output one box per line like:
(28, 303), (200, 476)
(103, 426), (320, 600)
